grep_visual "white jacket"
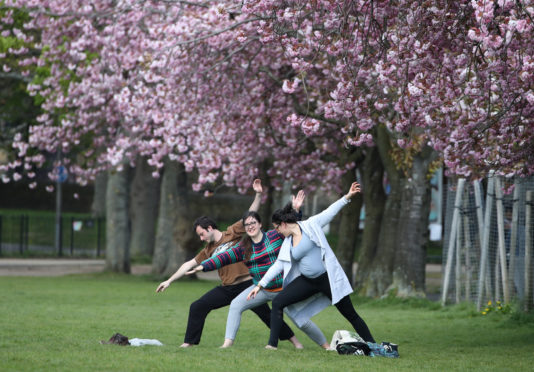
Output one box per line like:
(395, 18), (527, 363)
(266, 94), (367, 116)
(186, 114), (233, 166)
(259, 196), (353, 326)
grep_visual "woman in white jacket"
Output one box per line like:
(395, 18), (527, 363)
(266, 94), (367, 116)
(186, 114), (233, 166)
(248, 182), (375, 349)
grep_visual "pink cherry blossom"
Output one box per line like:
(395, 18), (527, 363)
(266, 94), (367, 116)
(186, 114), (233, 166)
(0, 0), (532, 192)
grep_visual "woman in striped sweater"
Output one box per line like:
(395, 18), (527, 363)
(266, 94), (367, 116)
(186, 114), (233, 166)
(186, 193), (329, 349)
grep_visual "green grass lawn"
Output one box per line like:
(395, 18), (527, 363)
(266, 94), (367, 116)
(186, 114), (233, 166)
(1, 274), (533, 372)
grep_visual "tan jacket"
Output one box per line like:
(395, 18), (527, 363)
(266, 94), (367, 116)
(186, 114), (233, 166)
(194, 220), (251, 286)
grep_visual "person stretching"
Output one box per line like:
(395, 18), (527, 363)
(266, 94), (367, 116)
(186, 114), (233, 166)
(156, 179), (302, 349)
(187, 190), (328, 349)
(248, 181), (376, 350)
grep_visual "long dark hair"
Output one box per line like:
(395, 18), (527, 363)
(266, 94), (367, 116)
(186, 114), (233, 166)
(271, 202), (299, 225)
(240, 211), (261, 260)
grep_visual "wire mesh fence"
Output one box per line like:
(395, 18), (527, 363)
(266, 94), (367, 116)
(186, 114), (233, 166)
(0, 214), (104, 257)
(442, 175), (534, 311)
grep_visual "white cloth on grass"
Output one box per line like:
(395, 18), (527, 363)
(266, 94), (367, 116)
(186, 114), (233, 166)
(129, 338), (163, 347)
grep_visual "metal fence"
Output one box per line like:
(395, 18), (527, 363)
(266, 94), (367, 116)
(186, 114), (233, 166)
(442, 175), (534, 311)
(0, 214), (105, 257)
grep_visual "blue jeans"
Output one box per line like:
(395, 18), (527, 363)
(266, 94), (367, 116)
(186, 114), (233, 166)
(226, 284), (327, 345)
(184, 279), (293, 344)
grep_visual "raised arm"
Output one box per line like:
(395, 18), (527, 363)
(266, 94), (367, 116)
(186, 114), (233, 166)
(155, 258), (198, 293)
(291, 190), (305, 213)
(344, 181), (361, 201)
(248, 178), (263, 212)
(224, 179), (263, 236)
(309, 182), (361, 227)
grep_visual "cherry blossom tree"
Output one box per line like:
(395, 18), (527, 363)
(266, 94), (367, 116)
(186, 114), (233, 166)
(234, 0), (533, 295)
(1, 0), (532, 292)
(0, 6), (41, 179)
(0, 0), (347, 273)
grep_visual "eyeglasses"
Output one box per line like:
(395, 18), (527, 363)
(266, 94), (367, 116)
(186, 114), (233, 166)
(244, 221), (258, 228)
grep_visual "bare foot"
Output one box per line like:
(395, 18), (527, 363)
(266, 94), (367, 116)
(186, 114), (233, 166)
(180, 343), (194, 348)
(321, 342), (330, 350)
(265, 345), (278, 350)
(220, 339), (234, 348)
(288, 336), (304, 349)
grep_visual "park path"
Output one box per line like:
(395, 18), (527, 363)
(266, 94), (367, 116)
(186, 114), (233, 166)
(0, 258), (217, 280)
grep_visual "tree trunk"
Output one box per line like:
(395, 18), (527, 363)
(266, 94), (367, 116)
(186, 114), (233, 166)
(105, 165), (131, 273)
(389, 147), (436, 297)
(362, 182), (402, 297)
(259, 159), (274, 226)
(152, 159), (198, 276)
(167, 161), (198, 275)
(129, 156), (160, 257)
(336, 173), (363, 284)
(91, 172), (107, 217)
(357, 124), (437, 297)
(357, 125), (402, 296)
(354, 146), (386, 291)
(336, 149), (364, 284)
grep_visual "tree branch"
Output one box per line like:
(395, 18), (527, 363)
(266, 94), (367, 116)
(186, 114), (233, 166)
(163, 16), (267, 49)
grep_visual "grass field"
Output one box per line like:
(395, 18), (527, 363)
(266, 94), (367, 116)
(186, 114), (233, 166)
(1, 273), (533, 372)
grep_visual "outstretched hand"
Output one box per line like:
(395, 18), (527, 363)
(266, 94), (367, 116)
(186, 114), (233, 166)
(291, 190), (306, 211)
(252, 179), (263, 194)
(345, 182), (361, 200)
(185, 265), (203, 275)
(156, 281), (170, 293)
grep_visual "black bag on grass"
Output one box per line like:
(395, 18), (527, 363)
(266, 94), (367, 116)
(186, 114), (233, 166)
(336, 341), (372, 356)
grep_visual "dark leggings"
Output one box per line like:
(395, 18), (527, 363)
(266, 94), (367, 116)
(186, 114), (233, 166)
(184, 279), (294, 344)
(269, 272), (375, 347)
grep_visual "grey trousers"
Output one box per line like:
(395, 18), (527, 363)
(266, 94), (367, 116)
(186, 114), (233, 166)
(225, 284), (327, 346)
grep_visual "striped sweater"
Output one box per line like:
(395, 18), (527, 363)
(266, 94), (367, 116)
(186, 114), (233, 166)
(200, 230), (284, 290)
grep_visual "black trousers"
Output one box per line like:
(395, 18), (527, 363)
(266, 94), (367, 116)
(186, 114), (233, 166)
(184, 279), (294, 344)
(269, 272), (375, 347)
